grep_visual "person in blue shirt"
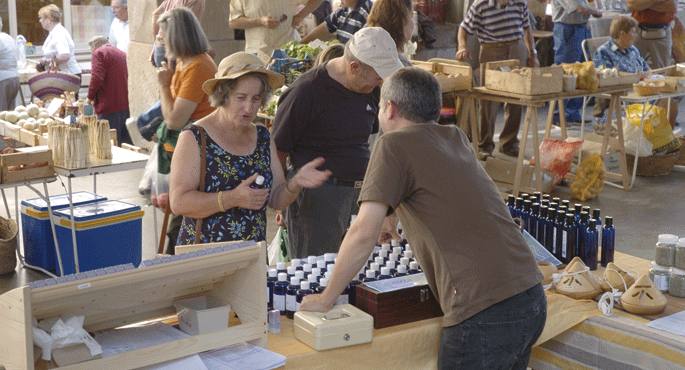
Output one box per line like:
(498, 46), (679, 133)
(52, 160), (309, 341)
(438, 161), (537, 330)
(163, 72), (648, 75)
(592, 15), (650, 119)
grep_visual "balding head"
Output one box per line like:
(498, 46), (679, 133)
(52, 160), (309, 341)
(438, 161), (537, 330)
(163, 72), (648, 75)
(89, 36), (109, 52)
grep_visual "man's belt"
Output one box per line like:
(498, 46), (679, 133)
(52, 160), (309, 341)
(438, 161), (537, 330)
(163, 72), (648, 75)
(326, 176), (363, 188)
(480, 39), (520, 49)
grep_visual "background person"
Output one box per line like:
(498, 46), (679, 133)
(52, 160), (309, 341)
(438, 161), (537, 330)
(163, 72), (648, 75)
(37, 4), (81, 76)
(627, 0), (676, 69)
(300, 67), (545, 369)
(301, 0), (373, 44)
(170, 52), (330, 245)
(0, 16), (19, 111)
(366, 0), (414, 65)
(109, 0), (129, 53)
(87, 36), (130, 145)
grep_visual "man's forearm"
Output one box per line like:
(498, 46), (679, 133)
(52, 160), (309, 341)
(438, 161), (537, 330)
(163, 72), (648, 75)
(229, 16), (263, 29)
(296, 0), (323, 20)
(524, 28), (535, 54)
(457, 26), (468, 50)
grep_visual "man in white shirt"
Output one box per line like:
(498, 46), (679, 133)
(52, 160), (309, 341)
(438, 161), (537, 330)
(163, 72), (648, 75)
(229, 0), (322, 62)
(0, 17), (19, 110)
(109, 0), (129, 53)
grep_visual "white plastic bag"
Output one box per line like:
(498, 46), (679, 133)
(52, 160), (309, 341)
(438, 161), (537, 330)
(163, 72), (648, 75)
(624, 123), (653, 157)
(33, 316), (102, 361)
(138, 143), (158, 195)
(267, 227), (289, 265)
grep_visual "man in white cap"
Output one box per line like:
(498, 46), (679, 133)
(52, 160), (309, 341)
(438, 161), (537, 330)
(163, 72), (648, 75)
(273, 27), (403, 259)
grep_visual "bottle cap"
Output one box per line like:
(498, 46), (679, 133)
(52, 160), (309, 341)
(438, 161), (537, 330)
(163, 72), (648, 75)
(532, 202), (539, 211)
(562, 200), (570, 207)
(400, 257), (410, 266)
(588, 219), (596, 228)
(391, 239), (399, 247)
(582, 206), (591, 213)
(370, 262), (379, 271)
(521, 193), (529, 198)
(276, 262), (286, 270)
(651, 261), (671, 272)
(324, 253), (337, 262)
(409, 261), (419, 270)
(320, 277), (329, 287)
(592, 209), (601, 219)
(375, 256), (384, 265)
(386, 260), (396, 269)
(278, 272), (287, 281)
(565, 213), (574, 223)
(523, 200), (531, 209)
(398, 264), (408, 273)
(552, 197), (560, 203)
(658, 234), (679, 244)
(307, 256), (317, 265)
(290, 258), (301, 268)
(404, 251), (414, 259)
(295, 271), (304, 280)
(381, 267), (391, 276)
(390, 252), (400, 261)
(605, 216), (613, 227)
(574, 203), (582, 212)
(366, 270), (376, 279)
(268, 268), (277, 278)
(287, 266), (296, 275)
(311, 267), (321, 276)
(325, 271), (332, 279)
(507, 194), (515, 203)
(308, 274), (318, 283)
(381, 243), (391, 251)
(303, 263), (312, 272)
(393, 246), (403, 255)
(580, 211), (589, 221)
(300, 281), (310, 290)
(405, 243), (411, 251)
(317, 260), (326, 269)
(255, 175), (265, 186)
(327, 265), (335, 274)
(380, 250), (388, 259)
(290, 277), (299, 285)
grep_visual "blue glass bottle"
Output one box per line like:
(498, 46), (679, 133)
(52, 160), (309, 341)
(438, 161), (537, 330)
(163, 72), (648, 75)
(348, 278), (361, 306)
(554, 210), (565, 261)
(600, 216), (615, 267)
(577, 212), (589, 263)
(286, 266), (296, 280)
(562, 213), (578, 264)
(286, 277), (300, 319)
(385, 260), (397, 276)
(267, 268), (277, 311)
(317, 277), (328, 294)
(530, 202), (540, 239)
(544, 208), (557, 254)
(522, 200), (532, 231)
(593, 209), (602, 249)
(537, 206), (548, 245)
(561, 200), (570, 210)
(296, 281), (313, 313)
(533, 191), (542, 203)
(514, 197), (524, 219)
(307, 274), (319, 292)
(276, 262), (287, 276)
(584, 219), (599, 270)
(317, 260), (327, 275)
(273, 273), (289, 315)
(290, 258), (303, 271)
(302, 263), (313, 279)
(573, 204), (583, 223)
(507, 195), (517, 219)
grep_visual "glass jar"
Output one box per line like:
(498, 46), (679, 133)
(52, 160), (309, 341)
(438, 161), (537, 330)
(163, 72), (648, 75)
(670, 268), (685, 298)
(655, 234), (678, 267)
(649, 261), (670, 293)
(675, 238), (685, 270)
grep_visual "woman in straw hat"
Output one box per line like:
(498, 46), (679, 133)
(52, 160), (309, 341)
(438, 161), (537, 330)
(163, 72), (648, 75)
(169, 52), (331, 245)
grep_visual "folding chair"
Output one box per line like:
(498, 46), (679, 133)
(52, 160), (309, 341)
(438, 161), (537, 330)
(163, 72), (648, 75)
(579, 37), (611, 161)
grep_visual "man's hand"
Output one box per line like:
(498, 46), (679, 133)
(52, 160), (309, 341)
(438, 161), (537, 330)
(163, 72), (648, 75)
(261, 16), (280, 29)
(299, 293), (335, 313)
(456, 48), (470, 61)
(528, 52), (540, 67)
(378, 214), (400, 244)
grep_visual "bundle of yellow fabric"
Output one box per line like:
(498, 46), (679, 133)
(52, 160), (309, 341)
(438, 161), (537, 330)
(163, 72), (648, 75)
(561, 62), (599, 91)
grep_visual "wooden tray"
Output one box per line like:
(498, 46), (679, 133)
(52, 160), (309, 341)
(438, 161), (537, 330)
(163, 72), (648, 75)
(598, 72), (640, 87)
(412, 60), (472, 92)
(0, 149), (54, 184)
(484, 59), (563, 96)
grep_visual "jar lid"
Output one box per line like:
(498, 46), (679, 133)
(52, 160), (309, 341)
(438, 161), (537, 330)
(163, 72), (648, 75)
(672, 268), (685, 276)
(658, 234), (679, 244)
(651, 261), (671, 272)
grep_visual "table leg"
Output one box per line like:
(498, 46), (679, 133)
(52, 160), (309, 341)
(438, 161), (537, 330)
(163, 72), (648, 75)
(468, 98), (479, 156)
(627, 102), (647, 189)
(1, 189), (10, 219)
(558, 99), (568, 140)
(530, 106), (543, 191)
(544, 100), (557, 139)
(67, 176), (80, 273)
(513, 106), (533, 196)
(601, 96), (615, 161)
(43, 180), (64, 276)
(93, 173), (97, 195)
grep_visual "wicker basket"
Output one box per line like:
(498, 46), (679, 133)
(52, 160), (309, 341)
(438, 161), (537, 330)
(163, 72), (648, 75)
(0, 217), (17, 275)
(626, 151), (679, 176)
(677, 137), (685, 166)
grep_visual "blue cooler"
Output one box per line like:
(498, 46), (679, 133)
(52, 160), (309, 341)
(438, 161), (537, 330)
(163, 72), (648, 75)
(53, 200), (144, 274)
(21, 192), (106, 274)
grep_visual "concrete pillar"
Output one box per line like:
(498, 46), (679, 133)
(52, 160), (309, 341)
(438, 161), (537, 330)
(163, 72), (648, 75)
(127, 0), (245, 117)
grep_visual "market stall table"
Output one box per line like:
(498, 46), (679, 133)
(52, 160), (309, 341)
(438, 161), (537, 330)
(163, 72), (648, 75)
(472, 85), (633, 195)
(267, 252), (685, 369)
(52, 146), (149, 274)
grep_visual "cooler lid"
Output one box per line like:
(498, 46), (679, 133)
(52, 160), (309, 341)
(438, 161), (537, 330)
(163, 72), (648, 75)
(20, 192), (107, 211)
(53, 200), (141, 221)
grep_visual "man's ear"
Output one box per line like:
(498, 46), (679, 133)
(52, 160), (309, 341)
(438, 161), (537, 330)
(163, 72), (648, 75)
(386, 100), (398, 120)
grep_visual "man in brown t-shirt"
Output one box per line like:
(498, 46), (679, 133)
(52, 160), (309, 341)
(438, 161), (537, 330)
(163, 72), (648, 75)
(300, 67), (546, 369)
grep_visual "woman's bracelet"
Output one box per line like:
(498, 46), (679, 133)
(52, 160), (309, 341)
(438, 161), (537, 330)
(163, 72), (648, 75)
(217, 191), (226, 212)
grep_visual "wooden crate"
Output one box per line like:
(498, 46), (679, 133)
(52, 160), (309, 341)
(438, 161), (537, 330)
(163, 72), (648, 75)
(412, 60), (472, 92)
(484, 59), (563, 96)
(598, 72), (640, 87)
(0, 240), (267, 370)
(0, 149), (54, 184)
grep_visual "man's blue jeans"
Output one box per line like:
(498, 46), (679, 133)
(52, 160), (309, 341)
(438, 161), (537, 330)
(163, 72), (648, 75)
(554, 22), (591, 122)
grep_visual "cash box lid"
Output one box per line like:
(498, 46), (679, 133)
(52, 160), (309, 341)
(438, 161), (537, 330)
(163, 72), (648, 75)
(21, 192), (106, 211)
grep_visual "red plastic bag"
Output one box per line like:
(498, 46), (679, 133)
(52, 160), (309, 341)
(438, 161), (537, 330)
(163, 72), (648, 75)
(533, 138), (583, 184)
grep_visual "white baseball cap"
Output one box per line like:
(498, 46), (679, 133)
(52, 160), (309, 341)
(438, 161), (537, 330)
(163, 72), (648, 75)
(348, 27), (403, 79)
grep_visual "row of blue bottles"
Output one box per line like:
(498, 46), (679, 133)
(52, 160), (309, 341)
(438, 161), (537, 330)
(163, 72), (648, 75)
(601, 217), (615, 267)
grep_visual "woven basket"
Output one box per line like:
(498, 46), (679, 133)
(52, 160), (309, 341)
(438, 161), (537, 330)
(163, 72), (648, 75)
(677, 137), (685, 166)
(0, 217), (17, 275)
(626, 151), (679, 176)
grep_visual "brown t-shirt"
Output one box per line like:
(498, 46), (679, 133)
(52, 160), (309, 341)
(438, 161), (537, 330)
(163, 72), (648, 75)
(359, 123), (542, 327)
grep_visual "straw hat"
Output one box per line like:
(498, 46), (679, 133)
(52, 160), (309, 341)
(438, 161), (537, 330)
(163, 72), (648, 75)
(600, 262), (636, 292)
(620, 274), (667, 315)
(202, 52), (285, 95)
(555, 257), (603, 300)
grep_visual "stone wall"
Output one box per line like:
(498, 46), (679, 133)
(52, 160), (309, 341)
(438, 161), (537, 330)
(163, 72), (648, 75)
(127, 0), (245, 117)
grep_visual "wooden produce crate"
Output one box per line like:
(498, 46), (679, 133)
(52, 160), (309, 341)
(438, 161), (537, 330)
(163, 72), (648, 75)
(412, 60), (472, 92)
(0, 149), (54, 184)
(484, 59), (563, 95)
(598, 72), (640, 87)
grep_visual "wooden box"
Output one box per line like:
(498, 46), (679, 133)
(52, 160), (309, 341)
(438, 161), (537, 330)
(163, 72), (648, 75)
(484, 59), (563, 96)
(354, 283), (443, 329)
(412, 60), (472, 92)
(0, 240), (267, 370)
(598, 72), (640, 87)
(0, 149), (54, 184)
(483, 156), (554, 193)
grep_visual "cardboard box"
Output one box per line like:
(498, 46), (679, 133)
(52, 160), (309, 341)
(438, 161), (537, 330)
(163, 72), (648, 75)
(354, 284), (443, 329)
(484, 59), (563, 96)
(413, 60), (472, 92)
(483, 156), (554, 193)
(175, 296), (231, 336)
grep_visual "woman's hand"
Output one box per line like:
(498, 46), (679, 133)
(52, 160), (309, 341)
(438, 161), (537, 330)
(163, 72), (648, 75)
(292, 157), (332, 189)
(227, 173), (270, 210)
(156, 61), (173, 87)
